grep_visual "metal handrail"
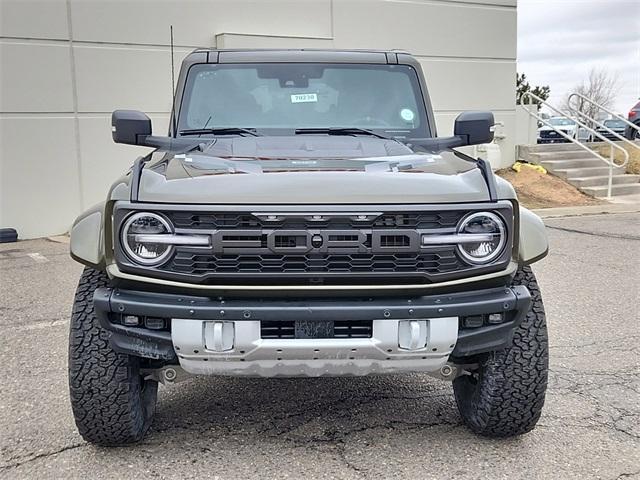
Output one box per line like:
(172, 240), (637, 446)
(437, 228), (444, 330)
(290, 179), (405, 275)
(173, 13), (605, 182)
(567, 108), (635, 155)
(567, 92), (640, 144)
(521, 91), (629, 199)
(568, 108), (640, 153)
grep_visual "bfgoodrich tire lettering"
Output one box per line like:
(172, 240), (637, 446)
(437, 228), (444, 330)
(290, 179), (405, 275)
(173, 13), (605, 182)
(453, 266), (548, 437)
(68, 267), (158, 446)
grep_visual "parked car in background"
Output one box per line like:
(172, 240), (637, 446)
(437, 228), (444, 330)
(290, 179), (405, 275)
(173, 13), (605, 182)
(595, 119), (627, 141)
(625, 101), (640, 140)
(537, 117), (578, 143)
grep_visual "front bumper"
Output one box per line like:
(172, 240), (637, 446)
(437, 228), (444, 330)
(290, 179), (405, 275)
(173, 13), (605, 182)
(94, 285), (531, 377)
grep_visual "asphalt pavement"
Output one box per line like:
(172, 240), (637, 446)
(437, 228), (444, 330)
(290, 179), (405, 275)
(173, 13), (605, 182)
(1, 213), (639, 479)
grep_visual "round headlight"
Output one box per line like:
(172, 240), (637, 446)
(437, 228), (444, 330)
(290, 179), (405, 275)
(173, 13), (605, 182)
(121, 212), (173, 266)
(456, 212), (506, 264)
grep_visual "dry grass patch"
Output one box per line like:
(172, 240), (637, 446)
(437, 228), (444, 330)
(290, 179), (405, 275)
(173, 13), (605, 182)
(591, 143), (640, 175)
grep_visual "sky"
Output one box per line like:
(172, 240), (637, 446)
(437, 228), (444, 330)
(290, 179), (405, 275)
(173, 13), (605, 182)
(518, 0), (640, 114)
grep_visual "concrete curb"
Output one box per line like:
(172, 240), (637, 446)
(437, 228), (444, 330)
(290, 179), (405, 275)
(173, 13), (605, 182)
(533, 203), (640, 219)
(47, 235), (70, 244)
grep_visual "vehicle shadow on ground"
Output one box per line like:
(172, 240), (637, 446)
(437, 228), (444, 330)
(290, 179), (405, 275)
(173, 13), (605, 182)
(145, 374), (465, 445)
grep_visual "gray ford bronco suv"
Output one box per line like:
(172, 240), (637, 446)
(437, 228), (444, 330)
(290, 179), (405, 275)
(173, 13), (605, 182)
(69, 49), (549, 446)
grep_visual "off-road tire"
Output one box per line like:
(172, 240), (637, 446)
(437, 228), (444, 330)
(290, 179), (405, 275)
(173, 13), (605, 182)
(68, 267), (158, 446)
(453, 266), (548, 437)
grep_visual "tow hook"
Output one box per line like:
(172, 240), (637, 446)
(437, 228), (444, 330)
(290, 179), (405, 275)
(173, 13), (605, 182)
(437, 363), (459, 380)
(143, 366), (193, 384)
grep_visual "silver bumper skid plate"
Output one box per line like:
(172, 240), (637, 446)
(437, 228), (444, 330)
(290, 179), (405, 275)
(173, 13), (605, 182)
(172, 317), (459, 377)
(94, 285), (531, 377)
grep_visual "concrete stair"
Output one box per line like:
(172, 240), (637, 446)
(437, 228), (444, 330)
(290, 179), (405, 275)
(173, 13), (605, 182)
(518, 144), (640, 198)
(580, 183), (640, 197)
(531, 150), (597, 161)
(570, 174), (640, 188)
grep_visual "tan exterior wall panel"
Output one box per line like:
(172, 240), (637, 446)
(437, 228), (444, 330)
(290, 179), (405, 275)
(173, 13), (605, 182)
(332, 0), (516, 59)
(436, 0), (516, 6)
(211, 0), (333, 40)
(419, 58), (516, 111)
(515, 104), (539, 147)
(216, 33), (334, 49)
(73, 45), (192, 113)
(0, 41), (74, 112)
(0, 117), (82, 238)
(69, 0), (332, 46)
(0, 0), (69, 40)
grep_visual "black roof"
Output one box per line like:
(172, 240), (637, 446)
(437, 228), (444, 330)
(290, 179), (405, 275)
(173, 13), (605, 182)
(186, 48), (415, 64)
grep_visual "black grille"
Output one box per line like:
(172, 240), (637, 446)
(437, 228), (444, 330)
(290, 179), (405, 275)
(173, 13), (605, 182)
(261, 320), (373, 339)
(116, 206), (513, 286)
(260, 321), (295, 339)
(166, 251), (462, 275)
(380, 235), (410, 247)
(167, 211), (465, 230)
(540, 130), (565, 139)
(334, 320), (373, 338)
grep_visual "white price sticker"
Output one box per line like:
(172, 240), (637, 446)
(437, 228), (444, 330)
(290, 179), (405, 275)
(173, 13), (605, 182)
(291, 93), (318, 103)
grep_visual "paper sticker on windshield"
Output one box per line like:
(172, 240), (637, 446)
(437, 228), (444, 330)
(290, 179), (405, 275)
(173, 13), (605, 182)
(291, 93), (318, 103)
(400, 108), (415, 122)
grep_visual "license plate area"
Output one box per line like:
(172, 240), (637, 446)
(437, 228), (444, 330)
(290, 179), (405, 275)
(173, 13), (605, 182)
(260, 320), (373, 339)
(296, 319), (334, 339)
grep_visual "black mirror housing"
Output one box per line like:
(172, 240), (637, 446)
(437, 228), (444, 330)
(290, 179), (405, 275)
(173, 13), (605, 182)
(413, 111), (495, 151)
(453, 111), (495, 146)
(112, 110), (152, 145)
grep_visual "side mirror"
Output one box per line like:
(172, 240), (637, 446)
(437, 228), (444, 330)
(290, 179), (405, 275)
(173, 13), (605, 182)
(112, 110), (152, 145)
(410, 111), (495, 152)
(454, 111), (495, 146)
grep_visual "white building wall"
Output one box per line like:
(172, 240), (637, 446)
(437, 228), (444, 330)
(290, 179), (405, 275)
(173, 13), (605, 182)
(0, 0), (517, 239)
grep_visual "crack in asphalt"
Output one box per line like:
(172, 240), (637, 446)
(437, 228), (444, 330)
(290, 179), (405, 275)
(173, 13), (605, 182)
(616, 470), (640, 480)
(268, 419), (463, 479)
(548, 365), (640, 441)
(550, 335), (640, 350)
(545, 224), (640, 240)
(0, 443), (87, 471)
(143, 388), (462, 480)
(10, 318), (70, 332)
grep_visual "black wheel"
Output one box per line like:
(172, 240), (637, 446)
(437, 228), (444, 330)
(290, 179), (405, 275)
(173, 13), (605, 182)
(68, 267), (158, 446)
(453, 266), (548, 437)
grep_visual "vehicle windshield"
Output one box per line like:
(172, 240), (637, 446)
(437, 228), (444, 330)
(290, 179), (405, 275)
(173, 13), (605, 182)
(603, 119), (625, 128)
(178, 63), (428, 138)
(548, 117), (575, 126)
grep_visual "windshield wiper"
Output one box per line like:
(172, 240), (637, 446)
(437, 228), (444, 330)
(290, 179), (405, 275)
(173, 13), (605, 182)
(179, 127), (260, 137)
(295, 127), (391, 140)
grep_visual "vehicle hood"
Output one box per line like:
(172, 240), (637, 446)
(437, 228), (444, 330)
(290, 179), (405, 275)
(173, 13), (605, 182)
(538, 124), (576, 132)
(136, 136), (490, 204)
(596, 126), (625, 132)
